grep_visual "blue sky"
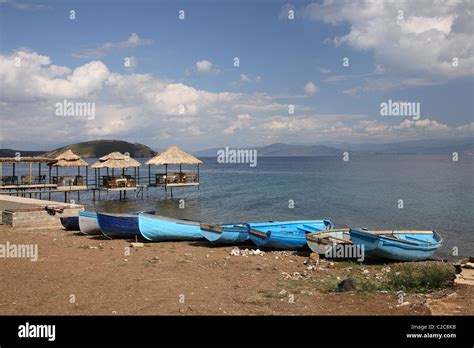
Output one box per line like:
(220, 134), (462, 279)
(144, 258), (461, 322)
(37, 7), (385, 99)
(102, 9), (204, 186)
(0, 0), (473, 151)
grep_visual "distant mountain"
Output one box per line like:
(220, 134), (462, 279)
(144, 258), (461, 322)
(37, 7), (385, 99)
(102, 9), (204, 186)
(0, 149), (45, 157)
(45, 140), (157, 158)
(339, 137), (474, 155)
(195, 143), (343, 157)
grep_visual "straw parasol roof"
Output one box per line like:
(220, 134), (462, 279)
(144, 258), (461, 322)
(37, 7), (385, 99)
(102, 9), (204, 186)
(0, 156), (52, 163)
(49, 149), (88, 167)
(91, 152), (141, 169)
(99, 152), (128, 161)
(145, 146), (203, 166)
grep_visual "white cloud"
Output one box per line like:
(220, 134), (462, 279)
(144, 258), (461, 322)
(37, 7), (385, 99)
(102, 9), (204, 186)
(304, 81), (319, 95)
(1, 50), (471, 149)
(74, 33), (153, 58)
(254, 116), (469, 143)
(223, 114), (254, 134)
(231, 73), (262, 86)
(0, 50), (290, 147)
(0, 0), (49, 10)
(319, 67), (331, 74)
(196, 60), (213, 72)
(296, 0), (474, 84)
(0, 50), (109, 100)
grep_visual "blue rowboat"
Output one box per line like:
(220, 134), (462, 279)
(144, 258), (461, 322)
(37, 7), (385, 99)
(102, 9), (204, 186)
(79, 212), (101, 235)
(97, 211), (156, 239)
(306, 229), (352, 254)
(60, 216), (79, 230)
(138, 213), (203, 241)
(349, 228), (443, 261)
(248, 220), (334, 250)
(200, 222), (250, 244)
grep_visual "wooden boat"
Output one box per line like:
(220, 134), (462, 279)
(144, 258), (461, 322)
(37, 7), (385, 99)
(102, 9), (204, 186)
(78, 211), (101, 235)
(248, 220), (333, 250)
(60, 216), (79, 231)
(200, 222), (250, 244)
(138, 213), (203, 241)
(97, 211), (156, 239)
(306, 229), (352, 254)
(349, 228), (443, 261)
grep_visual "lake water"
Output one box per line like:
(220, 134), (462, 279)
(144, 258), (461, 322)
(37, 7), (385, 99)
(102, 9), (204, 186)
(3, 155), (473, 257)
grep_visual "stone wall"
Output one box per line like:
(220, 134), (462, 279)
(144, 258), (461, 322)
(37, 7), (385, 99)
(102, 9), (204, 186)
(2, 207), (83, 229)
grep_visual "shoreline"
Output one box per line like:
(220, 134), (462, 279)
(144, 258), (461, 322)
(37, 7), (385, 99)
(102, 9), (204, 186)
(0, 225), (472, 316)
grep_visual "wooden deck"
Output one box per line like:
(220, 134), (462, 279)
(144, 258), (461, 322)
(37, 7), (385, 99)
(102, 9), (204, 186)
(56, 185), (88, 191)
(150, 183), (199, 187)
(0, 184), (57, 190)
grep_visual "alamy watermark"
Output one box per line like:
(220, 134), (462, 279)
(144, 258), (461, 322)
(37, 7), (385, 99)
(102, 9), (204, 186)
(55, 99), (95, 120)
(18, 322), (55, 341)
(324, 243), (365, 262)
(217, 147), (257, 167)
(0, 242), (38, 261)
(380, 99), (420, 120)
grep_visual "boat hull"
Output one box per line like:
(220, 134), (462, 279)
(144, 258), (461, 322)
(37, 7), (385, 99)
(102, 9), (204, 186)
(248, 220), (333, 250)
(60, 216), (80, 231)
(138, 213), (203, 241)
(78, 212), (101, 235)
(306, 229), (352, 254)
(349, 228), (442, 261)
(200, 223), (249, 244)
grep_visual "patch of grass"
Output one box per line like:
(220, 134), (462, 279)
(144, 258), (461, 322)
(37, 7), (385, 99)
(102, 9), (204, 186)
(257, 290), (278, 299)
(313, 277), (341, 293)
(386, 262), (456, 293)
(273, 262), (455, 296)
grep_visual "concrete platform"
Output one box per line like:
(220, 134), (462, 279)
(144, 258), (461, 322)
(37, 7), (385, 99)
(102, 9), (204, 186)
(0, 195), (84, 229)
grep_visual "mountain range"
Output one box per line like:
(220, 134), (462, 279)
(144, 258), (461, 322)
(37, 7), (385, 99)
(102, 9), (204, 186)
(0, 137), (472, 158)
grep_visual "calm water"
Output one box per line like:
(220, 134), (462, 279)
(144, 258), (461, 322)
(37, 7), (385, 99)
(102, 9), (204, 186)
(4, 155), (473, 256)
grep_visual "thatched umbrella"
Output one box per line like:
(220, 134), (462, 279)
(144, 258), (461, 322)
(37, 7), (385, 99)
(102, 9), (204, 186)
(49, 149), (88, 167)
(145, 146), (202, 191)
(91, 152), (141, 169)
(145, 146), (203, 166)
(47, 149), (89, 188)
(91, 152), (141, 189)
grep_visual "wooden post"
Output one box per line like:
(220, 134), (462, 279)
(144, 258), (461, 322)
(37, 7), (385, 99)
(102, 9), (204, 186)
(165, 164), (168, 196)
(29, 162), (32, 184)
(38, 163), (41, 184)
(98, 168), (101, 200)
(86, 165), (89, 188)
(197, 164), (200, 190)
(148, 164), (151, 185)
(49, 166), (51, 184)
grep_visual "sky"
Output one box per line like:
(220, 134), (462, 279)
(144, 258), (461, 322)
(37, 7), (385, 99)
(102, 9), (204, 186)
(0, 0), (473, 151)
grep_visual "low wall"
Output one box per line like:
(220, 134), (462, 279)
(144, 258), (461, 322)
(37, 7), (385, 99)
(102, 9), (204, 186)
(2, 207), (83, 229)
(0, 195), (84, 229)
